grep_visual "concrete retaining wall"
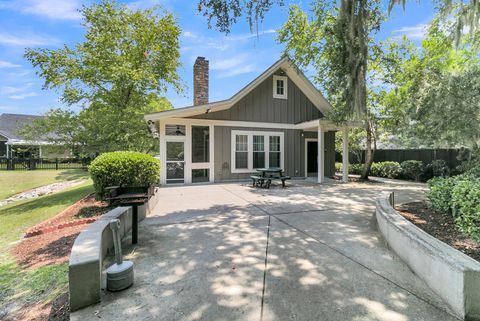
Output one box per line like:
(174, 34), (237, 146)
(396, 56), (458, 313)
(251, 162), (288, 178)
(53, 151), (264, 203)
(376, 193), (480, 320)
(69, 189), (160, 311)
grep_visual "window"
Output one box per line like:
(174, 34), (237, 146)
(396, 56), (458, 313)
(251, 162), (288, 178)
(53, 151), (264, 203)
(165, 124), (186, 136)
(269, 136), (281, 168)
(231, 131), (284, 173)
(192, 169), (209, 183)
(253, 135), (265, 168)
(273, 75), (288, 99)
(235, 134), (248, 169)
(166, 141), (185, 184)
(192, 126), (209, 163)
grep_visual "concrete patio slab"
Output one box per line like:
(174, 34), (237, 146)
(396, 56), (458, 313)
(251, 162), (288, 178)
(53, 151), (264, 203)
(71, 179), (458, 321)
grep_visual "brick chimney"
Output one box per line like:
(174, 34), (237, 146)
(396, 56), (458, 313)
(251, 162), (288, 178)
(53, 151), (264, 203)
(193, 57), (209, 106)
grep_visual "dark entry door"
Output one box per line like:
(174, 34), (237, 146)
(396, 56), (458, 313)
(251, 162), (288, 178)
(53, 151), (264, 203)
(307, 141), (318, 173)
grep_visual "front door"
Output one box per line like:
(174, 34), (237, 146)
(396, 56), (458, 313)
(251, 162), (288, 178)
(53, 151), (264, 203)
(307, 141), (318, 176)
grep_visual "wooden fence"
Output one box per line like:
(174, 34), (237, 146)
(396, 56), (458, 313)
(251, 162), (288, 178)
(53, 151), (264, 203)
(335, 149), (462, 169)
(0, 157), (91, 171)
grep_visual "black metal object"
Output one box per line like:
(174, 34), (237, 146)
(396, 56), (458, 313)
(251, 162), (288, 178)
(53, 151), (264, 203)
(105, 185), (153, 244)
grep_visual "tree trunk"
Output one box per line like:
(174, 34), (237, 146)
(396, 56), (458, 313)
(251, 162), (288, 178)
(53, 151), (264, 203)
(360, 118), (376, 179)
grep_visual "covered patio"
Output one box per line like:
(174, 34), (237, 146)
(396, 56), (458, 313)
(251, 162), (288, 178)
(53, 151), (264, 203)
(296, 119), (363, 183)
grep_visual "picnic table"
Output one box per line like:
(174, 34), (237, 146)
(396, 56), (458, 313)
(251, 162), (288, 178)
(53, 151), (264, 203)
(251, 167), (290, 188)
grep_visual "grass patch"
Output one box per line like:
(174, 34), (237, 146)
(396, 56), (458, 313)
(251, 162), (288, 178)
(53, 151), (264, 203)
(0, 257), (68, 317)
(0, 169), (90, 200)
(0, 181), (93, 319)
(0, 182), (94, 247)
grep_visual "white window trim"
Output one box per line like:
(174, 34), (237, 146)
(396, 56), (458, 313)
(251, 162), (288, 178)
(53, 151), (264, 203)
(159, 119), (215, 185)
(231, 130), (284, 174)
(273, 75), (288, 99)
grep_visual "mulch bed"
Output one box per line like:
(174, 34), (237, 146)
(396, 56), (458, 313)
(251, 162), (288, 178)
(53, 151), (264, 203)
(397, 201), (480, 262)
(7, 193), (112, 321)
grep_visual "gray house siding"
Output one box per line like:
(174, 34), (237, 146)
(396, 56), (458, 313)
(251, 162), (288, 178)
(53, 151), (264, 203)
(191, 72), (323, 124)
(213, 126), (335, 182)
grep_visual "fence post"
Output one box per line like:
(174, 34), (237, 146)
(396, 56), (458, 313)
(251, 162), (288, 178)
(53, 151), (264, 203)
(55, 158), (59, 170)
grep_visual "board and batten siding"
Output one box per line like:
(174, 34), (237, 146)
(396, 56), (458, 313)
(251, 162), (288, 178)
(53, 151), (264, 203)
(213, 126), (336, 182)
(191, 71), (323, 124)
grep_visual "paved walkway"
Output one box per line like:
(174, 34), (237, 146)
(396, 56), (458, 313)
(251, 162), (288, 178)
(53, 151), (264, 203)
(72, 179), (458, 321)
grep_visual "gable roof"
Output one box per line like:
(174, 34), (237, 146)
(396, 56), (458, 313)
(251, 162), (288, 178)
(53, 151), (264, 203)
(144, 56), (333, 122)
(0, 113), (45, 141)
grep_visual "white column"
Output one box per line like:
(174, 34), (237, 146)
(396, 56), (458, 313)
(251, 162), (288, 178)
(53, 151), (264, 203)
(39, 146), (42, 158)
(6, 143), (9, 158)
(317, 122), (324, 183)
(342, 127), (349, 183)
(159, 120), (166, 185)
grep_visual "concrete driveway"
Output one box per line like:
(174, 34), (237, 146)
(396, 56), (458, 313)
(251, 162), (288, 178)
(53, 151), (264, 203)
(72, 179), (458, 321)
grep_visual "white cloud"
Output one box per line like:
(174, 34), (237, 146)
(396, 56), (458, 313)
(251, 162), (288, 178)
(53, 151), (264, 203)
(0, 32), (60, 47)
(8, 92), (38, 100)
(217, 64), (258, 78)
(0, 0), (82, 20)
(0, 60), (20, 68)
(393, 24), (428, 41)
(181, 29), (277, 52)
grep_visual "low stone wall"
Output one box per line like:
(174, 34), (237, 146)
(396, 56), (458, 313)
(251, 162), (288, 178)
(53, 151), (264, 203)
(376, 193), (480, 320)
(69, 189), (160, 311)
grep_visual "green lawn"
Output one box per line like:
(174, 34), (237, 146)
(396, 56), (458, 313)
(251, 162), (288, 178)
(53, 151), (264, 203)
(0, 169), (90, 200)
(0, 181), (94, 318)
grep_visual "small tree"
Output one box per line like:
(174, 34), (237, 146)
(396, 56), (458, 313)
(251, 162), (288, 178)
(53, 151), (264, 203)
(22, 1), (181, 155)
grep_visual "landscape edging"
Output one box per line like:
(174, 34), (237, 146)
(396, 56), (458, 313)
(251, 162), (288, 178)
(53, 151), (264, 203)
(375, 193), (480, 321)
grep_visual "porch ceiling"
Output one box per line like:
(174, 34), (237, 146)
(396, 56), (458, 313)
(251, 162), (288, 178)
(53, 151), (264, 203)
(296, 119), (364, 132)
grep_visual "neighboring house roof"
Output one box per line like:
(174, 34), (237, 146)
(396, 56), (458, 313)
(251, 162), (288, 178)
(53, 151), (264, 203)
(0, 113), (50, 145)
(144, 56), (333, 122)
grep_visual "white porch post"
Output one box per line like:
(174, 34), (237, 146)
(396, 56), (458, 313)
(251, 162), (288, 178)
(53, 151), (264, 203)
(317, 121), (325, 183)
(159, 120), (166, 185)
(342, 127), (349, 183)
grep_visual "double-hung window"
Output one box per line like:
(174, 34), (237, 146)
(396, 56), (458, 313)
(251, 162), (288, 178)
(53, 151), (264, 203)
(232, 131), (284, 173)
(273, 75), (288, 99)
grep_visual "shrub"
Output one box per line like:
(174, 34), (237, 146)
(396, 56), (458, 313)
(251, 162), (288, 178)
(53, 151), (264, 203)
(465, 164), (480, 178)
(335, 162), (342, 173)
(423, 160), (449, 181)
(370, 161), (402, 179)
(349, 163), (363, 175)
(89, 151), (160, 199)
(451, 178), (480, 241)
(426, 176), (459, 214)
(401, 160), (424, 181)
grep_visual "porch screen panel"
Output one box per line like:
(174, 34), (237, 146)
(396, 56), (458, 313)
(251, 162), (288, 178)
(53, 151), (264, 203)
(269, 136), (281, 168)
(192, 126), (209, 163)
(235, 134), (248, 169)
(253, 135), (265, 168)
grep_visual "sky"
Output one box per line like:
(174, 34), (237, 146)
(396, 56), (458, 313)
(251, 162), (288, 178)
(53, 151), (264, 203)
(0, 0), (436, 115)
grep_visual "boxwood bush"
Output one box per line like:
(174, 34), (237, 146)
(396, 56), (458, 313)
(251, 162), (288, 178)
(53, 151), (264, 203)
(427, 175), (480, 241)
(423, 160), (449, 181)
(89, 151), (160, 199)
(426, 176), (459, 213)
(451, 178), (480, 241)
(370, 161), (402, 179)
(401, 160), (424, 181)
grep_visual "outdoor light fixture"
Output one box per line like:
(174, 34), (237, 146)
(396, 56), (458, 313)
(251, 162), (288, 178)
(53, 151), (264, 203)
(205, 108), (211, 114)
(175, 125), (183, 135)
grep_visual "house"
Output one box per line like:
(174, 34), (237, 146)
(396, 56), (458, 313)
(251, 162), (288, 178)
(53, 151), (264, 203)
(144, 56), (360, 185)
(0, 113), (50, 158)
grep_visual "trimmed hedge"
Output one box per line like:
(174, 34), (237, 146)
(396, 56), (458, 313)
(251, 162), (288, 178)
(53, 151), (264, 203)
(427, 175), (480, 242)
(89, 151), (160, 199)
(451, 178), (480, 241)
(423, 160), (449, 181)
(370, 161), (402, 179)
(400, 160), (424, 181)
